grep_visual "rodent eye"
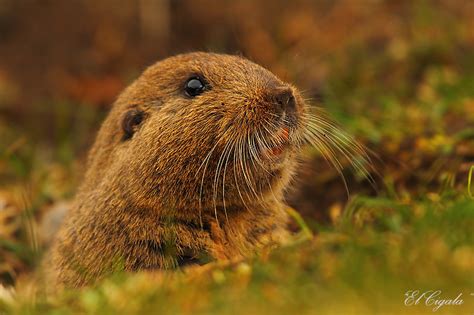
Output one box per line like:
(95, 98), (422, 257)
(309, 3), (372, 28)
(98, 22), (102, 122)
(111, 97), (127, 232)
(184, 77), (206, 97)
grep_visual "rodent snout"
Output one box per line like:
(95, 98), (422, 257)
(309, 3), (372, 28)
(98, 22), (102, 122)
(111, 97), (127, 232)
(264, 86), (298, 129)
(268, 86), (296, 115)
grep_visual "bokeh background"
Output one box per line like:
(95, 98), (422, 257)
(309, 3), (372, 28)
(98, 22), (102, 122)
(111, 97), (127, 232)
(0, 1), (473, 314)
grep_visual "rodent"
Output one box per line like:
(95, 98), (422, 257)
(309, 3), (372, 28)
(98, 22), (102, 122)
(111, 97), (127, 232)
(43, 52), (313, 289)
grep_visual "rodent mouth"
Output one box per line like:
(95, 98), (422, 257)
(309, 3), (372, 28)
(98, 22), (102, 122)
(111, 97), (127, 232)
(261, 127), (291, 160)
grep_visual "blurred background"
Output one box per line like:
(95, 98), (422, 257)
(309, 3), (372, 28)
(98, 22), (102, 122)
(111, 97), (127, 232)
(0, 0), (473, 289)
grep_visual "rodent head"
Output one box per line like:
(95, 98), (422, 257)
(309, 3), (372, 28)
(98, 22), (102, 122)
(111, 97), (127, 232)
(85, 52), (309, 217)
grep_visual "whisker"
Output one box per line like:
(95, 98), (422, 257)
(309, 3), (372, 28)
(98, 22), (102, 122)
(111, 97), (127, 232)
(197, 139), (221, 228)
(304, 130), (350, 196)
(248, 132), (267, 202)
(221, 137), (235, 224)
(305, 114), (377, 184)
(238, 134), (261, 202)
(300, 109), (378, 191)
(212, 141), (231, 227)
(233, 136), (251, 211)
(306, 122), (370, 178)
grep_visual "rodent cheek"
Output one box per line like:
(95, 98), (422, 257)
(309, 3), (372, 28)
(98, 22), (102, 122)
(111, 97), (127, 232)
(159, 100), (181, 116)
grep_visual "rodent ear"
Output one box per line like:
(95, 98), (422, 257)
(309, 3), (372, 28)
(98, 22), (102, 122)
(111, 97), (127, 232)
(121, 109), (146, 141)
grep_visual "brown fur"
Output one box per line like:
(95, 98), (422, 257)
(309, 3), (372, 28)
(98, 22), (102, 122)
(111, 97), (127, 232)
(44, 52), (309, 289)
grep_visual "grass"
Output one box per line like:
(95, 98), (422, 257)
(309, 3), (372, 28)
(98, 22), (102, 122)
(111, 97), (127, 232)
(4, 193), (473, 315)
(1, 2), (474, 314)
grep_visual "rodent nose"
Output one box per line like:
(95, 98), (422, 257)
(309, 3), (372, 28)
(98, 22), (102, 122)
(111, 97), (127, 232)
(272, 87), (296, 113)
